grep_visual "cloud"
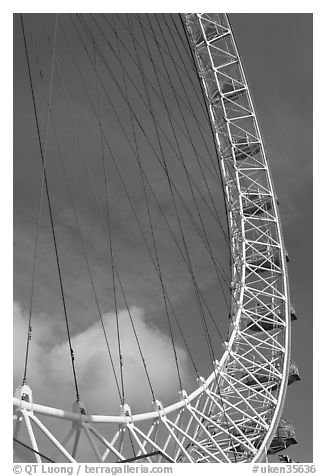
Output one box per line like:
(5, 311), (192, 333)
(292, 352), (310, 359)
(14, 300), (197, 461)
(14, 301), (195, 416)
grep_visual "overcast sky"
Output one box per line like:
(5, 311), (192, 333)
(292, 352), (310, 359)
(13, 13), (312, 463)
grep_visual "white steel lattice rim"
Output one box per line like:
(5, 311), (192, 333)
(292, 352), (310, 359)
(13, 13), (292, 463)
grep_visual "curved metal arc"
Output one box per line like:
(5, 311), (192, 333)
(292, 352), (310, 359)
(14, 13), (292, 463)
(181, 12), (291, 462)
(223, 14), (291, 461)
(13, 361), (227, 424)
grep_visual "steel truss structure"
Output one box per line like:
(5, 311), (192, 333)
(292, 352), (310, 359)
(13, 13), (296, 463)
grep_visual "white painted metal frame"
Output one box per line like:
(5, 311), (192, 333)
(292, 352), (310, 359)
(13, 13), (291, 463)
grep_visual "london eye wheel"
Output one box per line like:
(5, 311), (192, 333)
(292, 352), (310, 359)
(13, 13), (299, 463)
